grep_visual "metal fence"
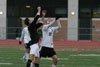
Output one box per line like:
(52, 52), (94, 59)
(0, 27), (100, 41)
(6, 27), (21, 40)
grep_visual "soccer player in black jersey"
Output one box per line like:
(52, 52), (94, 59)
(26, 6), (43, 67)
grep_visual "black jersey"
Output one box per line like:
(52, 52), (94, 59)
(28, 14), (43, 45)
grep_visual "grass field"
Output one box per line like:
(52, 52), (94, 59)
(0, 46), (100, 67)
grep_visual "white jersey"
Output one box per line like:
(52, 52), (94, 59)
(40, 20), (61, 48)
(19, 26), (31, 44)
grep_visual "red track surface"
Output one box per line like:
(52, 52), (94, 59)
(0, 40), (100, 48)
(54, 41), (100, 48)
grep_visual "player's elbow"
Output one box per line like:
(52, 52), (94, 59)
(59, 26), (61, 28)
(58, 26), (61, 29)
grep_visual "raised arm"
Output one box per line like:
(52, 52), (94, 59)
(46, 19), (55, 27)
(36, 10), (47, 29)
(43, 19), (55, 31)
(33, 7), (41, 23)
(31, 7), (41, 25)
(45, 14), (61, 28)
(41, 10), (46, 22)
(57, 20), (61, 29)
(53, 20), (61, 33)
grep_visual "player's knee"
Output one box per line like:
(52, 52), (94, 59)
(26, 50), (30, 53)
(27, 50), (30, 53)
(52, 55), (58, 63)
(55, 58), (58, 63)
(26, 48), (30, 53)
(53, 57), (58, 64)
(34, 57), (40, 64)
(29, 54), (34, 60)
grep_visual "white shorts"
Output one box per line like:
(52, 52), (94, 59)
(30, 43), (39, 57)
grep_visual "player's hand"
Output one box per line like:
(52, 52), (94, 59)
(37, 6), (41, 13)
(42, 10), (46, 17)
(19, 41), (22, 45)
(56, 15), (61, 20)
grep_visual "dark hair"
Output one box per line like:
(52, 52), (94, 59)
(24, 18), (29, 26)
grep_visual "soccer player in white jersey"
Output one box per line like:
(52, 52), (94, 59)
(19, 18), (31, 62)
(40, 16), (61, 67)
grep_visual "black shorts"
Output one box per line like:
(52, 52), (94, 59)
(24, 43), (30, 49)
(40, 46), (56, 57)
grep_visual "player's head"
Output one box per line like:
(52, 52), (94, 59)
(47, 18), (52, 24)
(24, 17), (30, 26)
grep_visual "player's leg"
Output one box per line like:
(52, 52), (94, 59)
(27, 54), (35, 67)
(25, 47), (30, 61)
(52, 55), (58, 67)
(50, 48), (58, 67)
(30, 54), (40, 67)
(29, 56), (40, 67)
(23, 49), (30, 62)
(28, 43), (40, 67)
(33, 57), (40, 67)
(30, 57), (40, 67)
(44, 47), (58, 67)
(26, 44), (35, 67)
(32, 45), (40, 67)
(23, 44), (30, 62)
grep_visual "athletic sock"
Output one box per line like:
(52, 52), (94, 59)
(23, 52), (26, 61)
(34, 63), (39, 67)
(30, 62), (34, 67)
(52, 64), (56, 67)
(26, 59), (32, 67)
(25, 52), (29, 61)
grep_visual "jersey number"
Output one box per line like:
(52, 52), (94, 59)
(49, 32), (52, 36)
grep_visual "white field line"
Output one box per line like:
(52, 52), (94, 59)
(70, 54), (100, 56)
(40, 65), (66, 67)
(20, 57), (68, 61)
(41, 58), (68, 60)
(0, 63), (13, 65)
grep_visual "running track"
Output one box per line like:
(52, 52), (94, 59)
(0, 40), (100, 48)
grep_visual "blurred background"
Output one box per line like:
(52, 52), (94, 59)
(0, 0), (100, 67)
(0, 0), (100, 41)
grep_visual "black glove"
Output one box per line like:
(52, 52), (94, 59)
(19, 41), (22, 44)
(56, 15), (61, 20)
